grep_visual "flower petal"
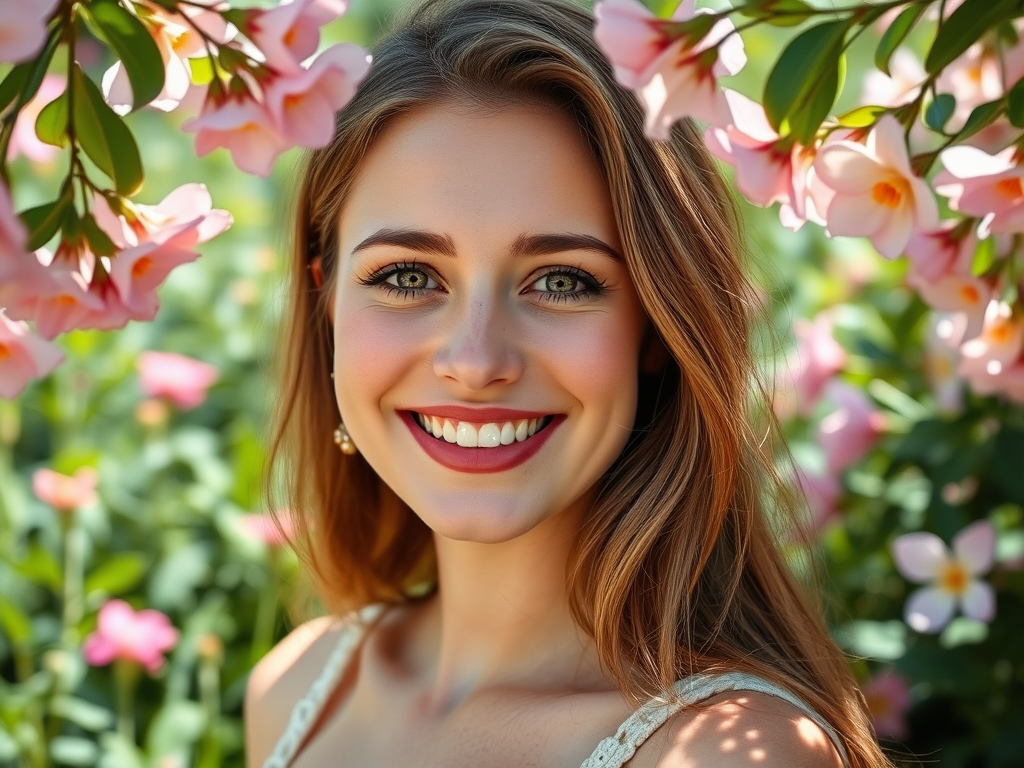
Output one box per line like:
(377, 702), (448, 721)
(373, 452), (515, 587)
(959, 579), (995, 622)
(952, 520), (995, 575)
(892, 531), (949, 582)
(904, 586), (956, 633)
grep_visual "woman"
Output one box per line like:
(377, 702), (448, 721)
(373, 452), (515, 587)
(245, 0), (890, 766)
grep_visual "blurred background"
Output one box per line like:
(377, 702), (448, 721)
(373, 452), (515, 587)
(2, 1), (1023, 766)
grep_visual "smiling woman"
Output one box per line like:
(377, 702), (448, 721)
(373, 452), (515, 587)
(245, 1), (892, 767)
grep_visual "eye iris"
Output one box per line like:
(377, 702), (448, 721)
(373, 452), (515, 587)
(545, 274), (577, 293)
(397, 270), (427, 289)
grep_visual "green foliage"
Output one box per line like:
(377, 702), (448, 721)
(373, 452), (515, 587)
(80, 0), (165, 111)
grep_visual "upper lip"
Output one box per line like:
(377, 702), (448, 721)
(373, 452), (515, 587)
(403, 406), (556, 421)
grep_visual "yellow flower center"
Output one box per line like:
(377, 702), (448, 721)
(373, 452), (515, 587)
(132, 257), (154, 279)
(0, 343), (10, 361)
(939, 562), (969, 595)
(960, 285), (980, 305)
(872, 180), (906, 209)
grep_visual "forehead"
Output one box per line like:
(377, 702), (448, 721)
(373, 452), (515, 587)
(338, 99), (619, 250)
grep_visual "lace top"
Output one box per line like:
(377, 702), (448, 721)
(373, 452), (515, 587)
(262, 605), (851, 768)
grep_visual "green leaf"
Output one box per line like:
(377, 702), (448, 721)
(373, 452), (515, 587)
(972, 235), (997, 276)
(924, 93), (956, 131)
(12, 544), (63, 591)
(50, 696), (115, 732)
(955, 98), (1004, 142)
(188, 56), (215, 87)
(20, 197), (69, 251)
(71, 64), (144, 195)
(763, 20), (848, 137)
(1007, 76), (1024, 127)
(925, 0), (1019, 75)
(82, 213), (118, 257)
(0, 30), (60, 113)
(0, 597), (32, 645)
(836, 104), (887, 128)
(643, 0), (680, 15)
(874, 4), (926, 76)
(83, 553), (149, 597)
(738, 0), (814, 27)
(35, 90), (68, 147)
(50, 736), (100, 766)
(81, 0), (165, 110)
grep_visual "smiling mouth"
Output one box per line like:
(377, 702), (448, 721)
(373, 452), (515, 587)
(409, 412), (554, 448)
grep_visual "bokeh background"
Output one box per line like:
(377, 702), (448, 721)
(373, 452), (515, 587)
(2, 1), (1023, 766)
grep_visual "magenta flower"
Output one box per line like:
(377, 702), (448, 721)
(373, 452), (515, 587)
(861, 669), (911, 741)
(83, 600), (178, 673)
(892, 520), (996, 633)
(137, 351), (218, 410)
(813, 116), (938, 258)
(32, 467), (98, 512)
(0, 311), (63, 399)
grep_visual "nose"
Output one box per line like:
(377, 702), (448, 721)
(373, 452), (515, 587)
(432, 296), (525, 391)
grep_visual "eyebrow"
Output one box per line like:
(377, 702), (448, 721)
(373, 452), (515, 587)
(350, 227), (623, 262)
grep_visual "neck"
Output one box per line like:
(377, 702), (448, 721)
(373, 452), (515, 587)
(409, 497), (612, 714)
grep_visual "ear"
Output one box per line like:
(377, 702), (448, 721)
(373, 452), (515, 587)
(310, 255), (325, 289)
(640, 324), (669, 374)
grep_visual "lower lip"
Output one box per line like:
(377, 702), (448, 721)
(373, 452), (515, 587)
(400, 412), (564, 473)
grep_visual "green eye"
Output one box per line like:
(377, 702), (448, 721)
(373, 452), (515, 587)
(544, 273), (578, 293)
(387, 269), (435, 290)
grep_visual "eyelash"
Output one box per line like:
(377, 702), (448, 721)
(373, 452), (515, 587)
(356, 261), (607, 303)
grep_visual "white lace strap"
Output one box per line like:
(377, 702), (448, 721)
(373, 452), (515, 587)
(579, 671), (850, 768)
(262, 604), (384, 768)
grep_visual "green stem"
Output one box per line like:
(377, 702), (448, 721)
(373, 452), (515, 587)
(250, 549), (280, 664)
(196, 653), (222, 768)
(114, 660), (140, 743)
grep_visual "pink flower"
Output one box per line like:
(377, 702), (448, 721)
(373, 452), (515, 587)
(958, 301), (1024, 379)
(4, 254), (105, 340)
(104, 2), (230, 114)
(7, 74), (65, 163)
(861, 669), (911, 741)
(83, 600), (178, 673)
(182, 92), (288, 177)
(860, 50), (924, 109)
(934, 146), (1024, 235)
(892, 520), (996, 633)
(137, 351), (218, 410)
(776, 313), (846, 418)
(797, 466), (841, 535)
(594, 0), (745, 137)
(264, 43), (371, 149)
(238, 512), (295, 546)
(903, 223), (974, 284)
(0, 311), (63, 399)
(32, 467), (98, 511)
(0, 0), (60, 64)
(245, 0), (349, 74)
(0, 182), (27, 258)
(814, 116), (939, 258)
(817, 380), (885, 475)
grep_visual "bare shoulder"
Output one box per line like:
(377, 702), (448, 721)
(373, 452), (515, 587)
(244, 615), (349, 768)
(644, 690), (845, 768)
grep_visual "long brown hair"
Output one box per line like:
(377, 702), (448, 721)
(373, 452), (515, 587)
(266, 0), (889, 764)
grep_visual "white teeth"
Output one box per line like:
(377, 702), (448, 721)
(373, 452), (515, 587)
(478, 423), (501, 447)
(456, 422), (478, 447)
(415, 413), (550, 447)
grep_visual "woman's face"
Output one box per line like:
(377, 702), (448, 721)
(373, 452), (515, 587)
(331, 100), (651, 543)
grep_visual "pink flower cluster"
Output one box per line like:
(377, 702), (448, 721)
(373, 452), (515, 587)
(594, 0), (1024, 406)
(0, 181), (230, 398)
(83, 599), (178, 673)
(181, 0), (372, 176)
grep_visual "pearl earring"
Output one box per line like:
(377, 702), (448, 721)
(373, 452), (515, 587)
(334, 422), (357, 455)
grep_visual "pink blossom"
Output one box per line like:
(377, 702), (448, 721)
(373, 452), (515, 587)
(238, 512), (295, 546)
(706, 90), (815, 218)
(958, 301), (1024, 379)
(264, 44), (372, 149)
(903, 223), (974, 284)
(7, 75), (65, 163)
(77, 264), (133, 332)
(892, 520), (996, 633)
(814, 116), (939, 258)
(137, 351), (218, 410)
(797, 466), (841, 535)
(594, 0), (745, 137)
(817, 380), (885, 475)
(0, 182), (28, 259)
(104, 2), (229, 114)
(182, 93), (288, 177)
(776, 313), (846, 418)
(0, 311), (63, 399)
(937, 42), (1024, 132)
(0, 0), (60, 64)
(32, 467), (98, 511)
(245, 0), (349, 74)
(82, 600), (178, 673)
(860, 50), (925, 108)
(4, 253), (105, 340)
(861, 669), (911, 741)
(934, 146), (1024, 235)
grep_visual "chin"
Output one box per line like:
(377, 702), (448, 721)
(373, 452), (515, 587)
(410, 490), (561, 544)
